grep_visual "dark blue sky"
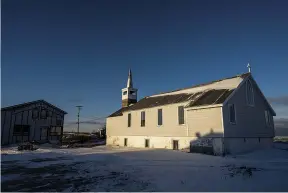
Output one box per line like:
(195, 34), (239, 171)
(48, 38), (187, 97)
(2, 0), (288, 131)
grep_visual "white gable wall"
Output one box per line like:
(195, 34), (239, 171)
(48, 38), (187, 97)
(223, 77), (275, 137)
(222, 77), (275, 154)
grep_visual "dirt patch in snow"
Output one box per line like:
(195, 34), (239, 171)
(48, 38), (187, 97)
(222, 164), (262, 179)
(30, 157), (71, 163)
(1, 158), (155, 192)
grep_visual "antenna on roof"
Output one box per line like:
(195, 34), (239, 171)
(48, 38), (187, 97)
(247, 63), (251, 73)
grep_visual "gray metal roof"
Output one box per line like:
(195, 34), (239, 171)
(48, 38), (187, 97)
(1, 99), (68, 114)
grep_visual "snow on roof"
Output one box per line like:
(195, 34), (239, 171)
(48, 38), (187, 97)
(108, 73), (250, 117)
(149, 73), (249, 97)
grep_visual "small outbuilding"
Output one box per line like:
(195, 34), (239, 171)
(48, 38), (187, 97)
(1, 100), (67, 145)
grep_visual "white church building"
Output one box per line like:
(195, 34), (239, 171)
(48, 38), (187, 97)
(106, 67), (276, 155)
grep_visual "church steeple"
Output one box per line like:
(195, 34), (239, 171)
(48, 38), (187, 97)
(122, 69), (138, 107)
(127, 69), (133, 88)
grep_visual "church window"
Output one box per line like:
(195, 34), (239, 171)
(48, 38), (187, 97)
(178, 106), (185, 124)
(128, 113), (131, 127)
(141, 111), (145, 127)
(229, 104), (236, 124)
(246, 80), (254, 106)
(158, 109), (163, 126)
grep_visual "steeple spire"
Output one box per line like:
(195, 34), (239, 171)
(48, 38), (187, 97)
(127, 69), (133, 88)
(122, 68), (138, 107)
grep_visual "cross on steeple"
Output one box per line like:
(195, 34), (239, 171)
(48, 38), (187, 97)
(247, 63), (251, 73)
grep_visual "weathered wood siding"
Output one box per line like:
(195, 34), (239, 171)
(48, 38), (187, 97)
(1, 101), (65, 145)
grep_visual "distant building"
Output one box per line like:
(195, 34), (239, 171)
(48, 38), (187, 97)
(106, 69), (276, 155)
(1, 100), (67, 145)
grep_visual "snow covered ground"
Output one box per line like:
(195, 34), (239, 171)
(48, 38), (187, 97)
(1, 144), (288, 191)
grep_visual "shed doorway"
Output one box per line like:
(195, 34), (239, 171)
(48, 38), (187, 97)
(40, 127), (49, 141)
(124, 138), (128, 147)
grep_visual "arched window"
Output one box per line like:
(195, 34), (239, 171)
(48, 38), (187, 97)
(246, 80), (254, 106)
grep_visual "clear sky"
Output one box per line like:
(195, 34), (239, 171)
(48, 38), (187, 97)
(2, 0), (288, 132)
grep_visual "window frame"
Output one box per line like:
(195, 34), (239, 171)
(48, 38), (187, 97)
(47, 111), (53, 118)
(157, 109), (163, 126)
(40, 108), (47, 119)
(32, 108), (39, 119)
(56, 119), (62, 126)
(178, 106), (185, 125)
(141, 111), (145, 127)
(128, 113), (131, 127)
(50, 126), (62, 136)
(228, 104), (237, 124)
(246, 80), (255, 107)
(13, 125), (30, 136)
(265, 110), (272, 127)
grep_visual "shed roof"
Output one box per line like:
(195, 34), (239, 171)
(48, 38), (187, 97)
(1, 99), (67, 114)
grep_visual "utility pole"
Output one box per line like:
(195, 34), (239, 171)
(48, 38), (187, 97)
(76, 105), (83, 134)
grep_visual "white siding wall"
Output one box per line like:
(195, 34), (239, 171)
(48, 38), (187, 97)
(186, 107), (223, 137)
(107, 102), (189, 137)
(107, 135), (197, 149)
(107, 104), (224, 150)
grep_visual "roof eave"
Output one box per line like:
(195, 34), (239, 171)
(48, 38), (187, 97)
(1, 99), (68, 115)
(186, 104), (223, 111)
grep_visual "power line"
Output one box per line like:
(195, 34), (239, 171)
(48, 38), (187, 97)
(63, 115), (106, 129)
